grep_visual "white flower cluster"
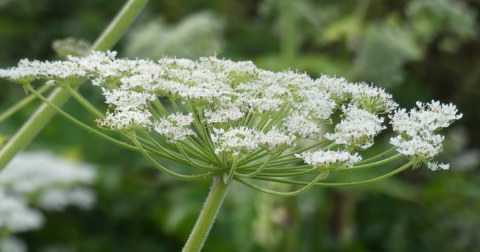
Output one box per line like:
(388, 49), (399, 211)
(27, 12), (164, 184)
(204, 106), (245, 124)
(211, 127), (262, 155)
(283, 112), (323, 138)
(0, 236), (27, 252)
(389, 100), (463, 170)
(295, 150), (362, 169)
(0, 151), (97, 211)
(154, 113), (196, 143)
(0, 190), (44, 232)
(0, 151), (97, 252)
(0, 51), (462, 172)
(315, 75), (399, 113)
(102, 88), (156, 110)
(325, 105), (386, 149)
(101, 109), (153, 130)
(258, 127), (297, 154)
(211, 127), (298, 156)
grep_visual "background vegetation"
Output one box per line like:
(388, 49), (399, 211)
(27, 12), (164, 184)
(0, 0), (479, 251)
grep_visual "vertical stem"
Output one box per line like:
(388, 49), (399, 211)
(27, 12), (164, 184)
(92, 0), (150, 51)
(0, 0), (149, 171)
(182, 176), (230, 252)
(279, 0), (298, 65)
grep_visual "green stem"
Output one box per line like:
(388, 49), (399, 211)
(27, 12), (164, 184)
(0, 88), (71, 170)
(0, 84), (51, 123)
(24, 84), (143, 152)
(64, 85), (104, 118)
(223, 156), (238, 184)
(237, 154), (275, 177)
(235, 170), (328, 196)
(91, 0), (150, 51)
(131, 133), (216, 181)
(331, 153), (403, 172)
(277, 139), (327, 160)
(182, 176), (230, 252)
(279, 0), (298, 65)
(248, 160), (415, 190)
(0, 0), (149, 171)
(355, 147), (396, 165)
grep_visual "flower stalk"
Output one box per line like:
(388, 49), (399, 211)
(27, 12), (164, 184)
(0, 84), (51, 123)
(182, 176), (230, 252)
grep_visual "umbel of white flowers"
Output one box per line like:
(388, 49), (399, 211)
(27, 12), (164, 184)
(0, 151), (96, 252)
(0, 51), (462, 191)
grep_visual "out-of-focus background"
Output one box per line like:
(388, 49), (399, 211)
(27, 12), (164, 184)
(0, 0), (479, 251)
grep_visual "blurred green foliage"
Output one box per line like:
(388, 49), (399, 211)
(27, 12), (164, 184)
(0, 0), (479, 251)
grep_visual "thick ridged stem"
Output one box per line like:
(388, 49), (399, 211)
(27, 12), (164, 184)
(182, 176), (230, 252)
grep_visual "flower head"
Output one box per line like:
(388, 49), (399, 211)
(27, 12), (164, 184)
(0, 51), (463, 195)
(389, 100), (462, 168)
(325, 105), (386, 150)
(154, 113), (196, 143)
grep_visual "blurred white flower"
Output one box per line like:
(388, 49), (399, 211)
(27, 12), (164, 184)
(124, 11), (224, 59)
(0, 151), (97, 251)
(0, 236), (27, 252)
(0, 190), (44, 232)
(0, 152), (96, 198)
(38, 187), (96, 211)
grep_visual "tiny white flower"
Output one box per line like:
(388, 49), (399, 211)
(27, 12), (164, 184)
(283, 112), (322, 138)
(154, 113), (196, 143)
(204, 105), (245, 124)
(100, 108), (153, 130)
(102, 88), (156, 110)
(211, 127), (261, 155)
(325, 105), (386, 149)
(258, 127), (297, 154)
(427, 162), (450, 171)
(389, 100), (462, 165)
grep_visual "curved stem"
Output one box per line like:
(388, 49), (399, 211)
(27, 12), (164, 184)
(131, 133), (216, 181)
(223, 156), (238, 184)
(23, 84), (140, 151)
(64, 85), (104, 118)
(141, 133), (188, 162)
(355, 147), (396, 165)
(277, 139), (327, 160)
(330, 153), (403, 172)
(236, 154), (275, 177)
(250, 160), (415, 188)
(182, 176), (230, 252)
(0, 0), (149, 171)
(237, 148), (266, 165)
(0, 87), (71, 170)
(235, 170), (328, 196)
(252, 168), (316, 177)
(0, 84), (51, 123)
(176, 143), (222, 172)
